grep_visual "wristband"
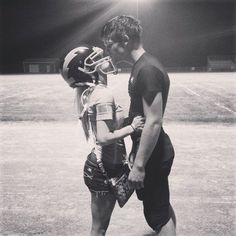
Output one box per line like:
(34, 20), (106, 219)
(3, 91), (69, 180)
(130, 124), (136, 132)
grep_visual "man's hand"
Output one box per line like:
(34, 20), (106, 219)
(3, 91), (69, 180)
(128, 165), (145, 189)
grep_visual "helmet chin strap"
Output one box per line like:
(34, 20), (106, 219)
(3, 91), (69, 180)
(74, 82), (95, 87)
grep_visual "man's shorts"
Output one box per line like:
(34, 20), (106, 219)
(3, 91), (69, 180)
(83, 151), (123, 195)
(136, 154), (174, 233)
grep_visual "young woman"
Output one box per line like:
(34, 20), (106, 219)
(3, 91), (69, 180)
(60, 45), (144, 236)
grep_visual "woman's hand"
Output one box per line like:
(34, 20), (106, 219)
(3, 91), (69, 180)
(131, 115), (145, 133)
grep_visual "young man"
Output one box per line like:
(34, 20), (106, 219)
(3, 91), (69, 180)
(101, 15), (176, 235)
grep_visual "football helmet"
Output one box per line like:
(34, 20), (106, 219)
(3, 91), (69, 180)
(60, 45), (117, 88)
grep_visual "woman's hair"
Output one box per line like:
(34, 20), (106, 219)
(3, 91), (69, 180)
(101, 15), (143, 44)
(75, 86), (95, 140)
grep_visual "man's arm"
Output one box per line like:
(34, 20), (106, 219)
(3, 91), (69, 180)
(128, 92), (163, 189)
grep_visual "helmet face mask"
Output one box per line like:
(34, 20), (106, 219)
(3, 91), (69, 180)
(80, 46), (117, 75)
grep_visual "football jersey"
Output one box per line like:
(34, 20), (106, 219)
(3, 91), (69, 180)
(88, 85), (126, 167)
(128, 52), (174, 164)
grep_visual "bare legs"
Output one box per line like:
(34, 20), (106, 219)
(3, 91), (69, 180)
(89, 193), (176, 236)
(90, 192), (116, 236)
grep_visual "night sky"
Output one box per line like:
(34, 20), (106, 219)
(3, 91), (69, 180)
(1, 0), (235, 73)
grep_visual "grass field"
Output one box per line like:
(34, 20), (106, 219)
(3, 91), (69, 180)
(0, 72), (235, 236)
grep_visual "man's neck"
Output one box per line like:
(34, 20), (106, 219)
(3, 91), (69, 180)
(131, 46), (146, 63)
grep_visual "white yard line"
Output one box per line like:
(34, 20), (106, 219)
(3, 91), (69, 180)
(214, 103), (235, 113)
(182, 86), (201, 97)
(179, 85), (236, 114)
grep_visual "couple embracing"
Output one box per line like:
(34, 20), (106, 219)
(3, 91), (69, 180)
(60, 15), (176, 236)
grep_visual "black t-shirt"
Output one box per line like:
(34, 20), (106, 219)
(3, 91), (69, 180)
(128, 53), (174, 165)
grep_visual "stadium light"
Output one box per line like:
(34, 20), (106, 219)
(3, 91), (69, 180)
(120, 0), (154, 18)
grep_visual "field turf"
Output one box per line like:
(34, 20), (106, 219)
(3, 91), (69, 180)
(0, 72), (235, 235)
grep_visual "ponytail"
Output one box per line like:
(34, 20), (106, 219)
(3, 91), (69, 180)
(75, 86), (94, 140)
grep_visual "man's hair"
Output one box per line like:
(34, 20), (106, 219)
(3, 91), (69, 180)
(101, 15), (143, 43)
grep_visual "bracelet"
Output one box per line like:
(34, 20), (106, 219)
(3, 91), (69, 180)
(130, 124), (136, 132)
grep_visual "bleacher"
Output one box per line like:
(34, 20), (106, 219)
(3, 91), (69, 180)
(207, 55), (236, 72)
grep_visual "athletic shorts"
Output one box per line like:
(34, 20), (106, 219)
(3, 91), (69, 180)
(136, 154), (174, 233)
(83, 151), (123, 195)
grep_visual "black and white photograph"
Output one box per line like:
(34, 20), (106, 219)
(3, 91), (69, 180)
(0, 0), (235, 235)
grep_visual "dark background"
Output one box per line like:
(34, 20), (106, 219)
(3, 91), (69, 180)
(1, 0), (235, 74)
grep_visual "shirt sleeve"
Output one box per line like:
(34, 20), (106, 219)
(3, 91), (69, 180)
(95, 90), (114, 121)
(137, 65), (163, 105)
